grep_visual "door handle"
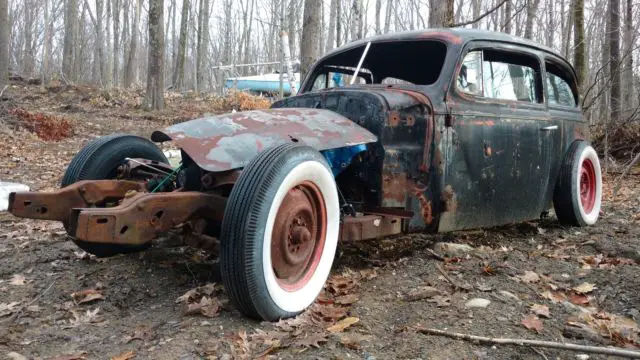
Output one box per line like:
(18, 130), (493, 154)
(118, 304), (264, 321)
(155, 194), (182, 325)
(540, 125), (558, 131)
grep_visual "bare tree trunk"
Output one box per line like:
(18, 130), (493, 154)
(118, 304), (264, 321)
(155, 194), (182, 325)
(326, 0), (337, 52)
(471, 0), (481, 29)
(300, 0), (320, 80)
(0, 0), (7, 86)
(336, 0), (341, 47)
(22, 0), (34, 75)
(105, 0), (112, 86)
(42, 0), (52, 85)
(573, 0), (585, 87)
(124, 0), (141, 87)
(112, 0), (120, 86)
(622, 0), (634, 115)
(524, 0), (540, 39)
(384, 0), (392, 33)
(122, 0), (129, 84)
(196, 0), (209, 92)
(144, 0), (165, 110)
(93, 0), (107, 85)
(503, 0), (511, 33)
(429, 0), (453, 27)
(375, 0), (381, 34)
(545, 0), (554, 47)
(172, 0), (188, 89)
(63, 0), (78, 82)
(609, 0), (621, 124)
(350, 0), (363, 40)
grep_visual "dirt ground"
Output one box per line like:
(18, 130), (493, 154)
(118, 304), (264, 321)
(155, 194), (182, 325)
(1, 83), (639, 360)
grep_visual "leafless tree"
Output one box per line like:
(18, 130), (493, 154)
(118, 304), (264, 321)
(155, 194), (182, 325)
(144, 0), (165, 110)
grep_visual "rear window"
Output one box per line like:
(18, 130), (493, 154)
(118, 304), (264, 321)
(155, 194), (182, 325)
(545, 62), (578, 107)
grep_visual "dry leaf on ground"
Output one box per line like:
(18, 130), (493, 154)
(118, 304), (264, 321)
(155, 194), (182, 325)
(293, 333), (328, 348)
(0, 301), (21, 317)
(570, 293), (591, 305)
(184, 296), (221, 318)
(327, 316), (360, 333)
(71, 289), (104, 304)
(518, 271), (540, 284)
(521, 314), (544, 333)
(49, 353), (88, 360)
(339, 333), (373, 349)
(110, 350), (135, 360)
(573, 282), (596, 294)
(9, 274), (26, 285)
(405, 286), (442, 301)
(335, 293), (359, 305)
(530, 304), (551, 318)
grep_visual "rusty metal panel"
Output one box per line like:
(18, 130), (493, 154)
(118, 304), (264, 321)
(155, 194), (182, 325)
(339, 215), (402, 242)
(8, 180), (145, 221)
(152, 108), (377, 172)
(71, 192), (227, 245)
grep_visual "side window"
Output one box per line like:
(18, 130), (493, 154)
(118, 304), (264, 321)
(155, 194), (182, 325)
(457, 49), (541, 103)
(458, 51), (483, 96)
(546, 70), (577, 107)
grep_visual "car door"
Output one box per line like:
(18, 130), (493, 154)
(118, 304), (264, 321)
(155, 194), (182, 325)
(439, 43), (551, 231)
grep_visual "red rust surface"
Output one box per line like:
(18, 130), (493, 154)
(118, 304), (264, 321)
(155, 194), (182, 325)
(8, 180), (145, 221)
(72, 192), (227, 245)
(270, 182), (326, 291)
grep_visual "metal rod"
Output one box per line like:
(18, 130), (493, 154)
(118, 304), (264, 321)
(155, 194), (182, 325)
(125, 158), (173, 177)
(351, 42), (372, 85)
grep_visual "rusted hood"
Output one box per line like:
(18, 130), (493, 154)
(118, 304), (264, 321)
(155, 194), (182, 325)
(151, 108), (377, 172)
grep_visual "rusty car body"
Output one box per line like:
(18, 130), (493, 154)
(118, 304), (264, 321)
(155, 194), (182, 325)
(8, 29), (602, 320)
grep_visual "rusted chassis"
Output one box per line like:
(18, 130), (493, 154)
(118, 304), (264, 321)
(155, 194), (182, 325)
(8, 180), (402, 246)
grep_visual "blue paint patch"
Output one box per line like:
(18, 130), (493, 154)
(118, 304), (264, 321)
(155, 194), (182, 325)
(321, 144), (367, 176)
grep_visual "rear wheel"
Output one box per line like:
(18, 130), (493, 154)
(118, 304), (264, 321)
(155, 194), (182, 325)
(553, 141), (602, 226)
(220, 143), (339, 321)
(62, 134), (168, 257)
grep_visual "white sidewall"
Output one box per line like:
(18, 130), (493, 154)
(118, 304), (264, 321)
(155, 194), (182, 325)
(262, 160), (339, 313)
(576, 146), (602, 225)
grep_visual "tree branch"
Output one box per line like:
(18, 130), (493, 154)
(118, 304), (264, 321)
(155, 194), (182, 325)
(416, 327), (640, 358)
(451, 0), (509, 28)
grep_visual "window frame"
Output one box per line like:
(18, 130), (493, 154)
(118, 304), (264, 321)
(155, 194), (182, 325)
(452, 42), (545, 107)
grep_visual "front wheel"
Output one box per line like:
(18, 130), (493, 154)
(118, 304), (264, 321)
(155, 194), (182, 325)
(220, 143), (340, 321)
(553, 141), (602, 226)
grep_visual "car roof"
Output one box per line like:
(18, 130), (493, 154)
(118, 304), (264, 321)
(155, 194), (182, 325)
(320, 28), (575, 75)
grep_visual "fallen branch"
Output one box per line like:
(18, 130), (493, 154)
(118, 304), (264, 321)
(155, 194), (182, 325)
(435, 264), (472, 291)
(0, 85), (8, 98)
(416, 327), (640, 358)
(613, 151), (640, 198)
(425, 248), (445, 261)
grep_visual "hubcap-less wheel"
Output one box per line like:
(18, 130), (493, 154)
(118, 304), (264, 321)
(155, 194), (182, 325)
(579, 159), (596, 213)
(220, 143), (340, 321)
(553, 141), (602, 227)
(271, 182), (327, 291)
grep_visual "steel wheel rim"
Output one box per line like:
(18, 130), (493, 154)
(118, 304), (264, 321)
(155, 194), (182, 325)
(579, 158), (596, 214)
(271, 181), (327, 291)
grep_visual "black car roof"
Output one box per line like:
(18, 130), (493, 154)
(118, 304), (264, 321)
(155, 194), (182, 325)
(319, 28), (575, 75)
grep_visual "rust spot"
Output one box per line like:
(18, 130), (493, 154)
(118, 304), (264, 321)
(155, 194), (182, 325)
(388, 111), (401, 127)
(483, 143), (492, 157)
(415, 190), (433, 224)
(406, 115), (416, 126)
(381, 171), (407, 207)
(441, 185), (457, 212)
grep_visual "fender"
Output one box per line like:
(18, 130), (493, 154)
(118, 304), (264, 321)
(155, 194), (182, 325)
(151, 108), (377, 172)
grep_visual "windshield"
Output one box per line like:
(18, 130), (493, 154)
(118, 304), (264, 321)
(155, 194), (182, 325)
(305, 40), (447, 92)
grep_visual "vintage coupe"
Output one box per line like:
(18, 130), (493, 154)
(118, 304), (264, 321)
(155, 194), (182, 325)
(8, 29), (602, 321)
